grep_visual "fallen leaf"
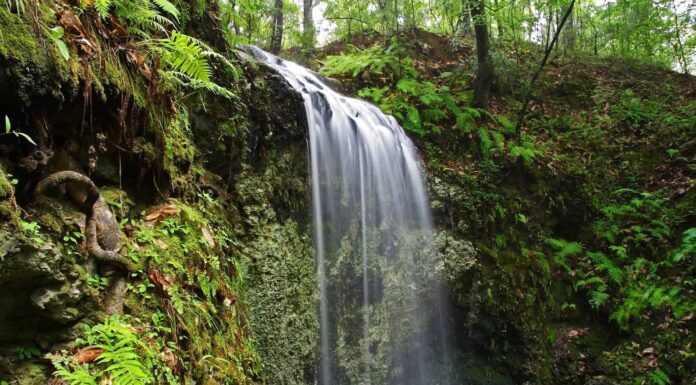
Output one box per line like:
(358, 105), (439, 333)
(74, 346), (104, 363)
(154, 239), (169, 249)
(145, 204), (179, 222)
(59, 10), (86, 37)
(201, 226), (216, 248)
(148, 269), (173, 294)
(145, 212), (162, 221)
(161, 348), (178, 371)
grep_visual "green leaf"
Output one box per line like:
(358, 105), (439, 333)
(55, 40), (70, 61)
(49, 26), (64, 39)
(4, 115), (9, 134)
(49, 27), (69, 61)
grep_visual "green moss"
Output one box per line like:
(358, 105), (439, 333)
(0, 165), (18, 224)
(0, 5), (71, 102)
(234, 152), (316, 384)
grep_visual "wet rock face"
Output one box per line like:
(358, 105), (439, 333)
(0, 236), (92, 347)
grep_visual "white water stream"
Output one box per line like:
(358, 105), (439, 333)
(246, 47), (452, 385)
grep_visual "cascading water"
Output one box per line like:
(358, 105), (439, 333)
(246, 47), (453, 385)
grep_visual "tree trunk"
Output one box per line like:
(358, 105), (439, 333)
(470, 0), (493, 109)
(565, 5), (575, 50)
(456, 4), (473, 37)
(302, 0), (315, 50)
(270, 0), (284, 54)
(493, 0), (503, 38)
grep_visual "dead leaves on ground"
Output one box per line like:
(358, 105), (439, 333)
(144, 204), (178, 222)
(74, 346), (105, 363)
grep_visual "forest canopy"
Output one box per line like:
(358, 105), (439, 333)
(223, 0), (695, 74)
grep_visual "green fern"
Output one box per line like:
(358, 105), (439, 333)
(151, 0), (180, 21)
(589, 289), (610, 308)
(160, 31), (211, 81)
(96, 344), (150, 385)
(93, 0), (113, 18)
(157, 32), (236, 98)
(588, 251), (624, 285)
(53, 361), (98, 385)
(159, 70), (235, 98)
(650, 369), (671, 385)
(544, 238), (582, 271)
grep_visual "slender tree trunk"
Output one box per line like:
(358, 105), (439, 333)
(470, 0), (493, 109)
(302, 0), (315, 50)
(493, 0), (503, 38)
(270, 0), (284, 54)
(544, 1), (553, 51)
(565, 5), (575, 51)
(515, 0), (576, 139)
(456, 3), (473, 37)
(670, 0), (690, 74)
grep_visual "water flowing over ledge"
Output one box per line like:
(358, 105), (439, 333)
(245, 46), (453, 385)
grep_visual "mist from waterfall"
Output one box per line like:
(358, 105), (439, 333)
(246, 46), (453, 385)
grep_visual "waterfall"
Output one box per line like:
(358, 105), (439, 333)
(246, 47), (452, 385)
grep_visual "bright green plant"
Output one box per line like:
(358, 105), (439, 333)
(2, 115), (36, 145)
(53, 360), (98, 385)
(63, 230), (84, 258)
(48, 26), (69, 61)
(321, 43), (415, 78)
(156, 31), (237, 98)
(86, 0), (179, 35)
(19, 219), (43, 244)
(53, 315), (176, 385)
(87, 274), (109, 290)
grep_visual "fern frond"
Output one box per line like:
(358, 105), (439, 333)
(589, 290), (610, 308)
(151, 0), (179, 21)
(160, 31), (211, 81)
(159, 70), (235, 99)
(93, 0), (113, 18)
(53, 361), (98, 385)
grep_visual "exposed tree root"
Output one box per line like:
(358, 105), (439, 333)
(35, 170), (129, 315)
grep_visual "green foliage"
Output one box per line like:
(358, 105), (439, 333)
(550, 188), (695, 331)
(63, 230), (84, 258)
(15, 346), (41, 360)
(87, 274), (109, 290)
(78, 0), (236, 99)
(53, 316), (159, 385)
(322, 42), (485, 137)
(544, 238), (583, 271)
(509, 139), (543, 166)
(53, 361), (98, 385)
(83, 0), (179, 35)
(19, 219), (43, 244)
(321, 43), (415, 78)
(48, 26), (69, 61)
(2, 115), (35, 145)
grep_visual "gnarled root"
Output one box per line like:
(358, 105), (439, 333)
(35, 170), (129, 315)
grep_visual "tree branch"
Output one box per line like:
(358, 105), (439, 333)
(515, 0), (576, 138)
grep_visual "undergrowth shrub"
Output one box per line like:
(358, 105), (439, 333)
(546, 187), (695, 383)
